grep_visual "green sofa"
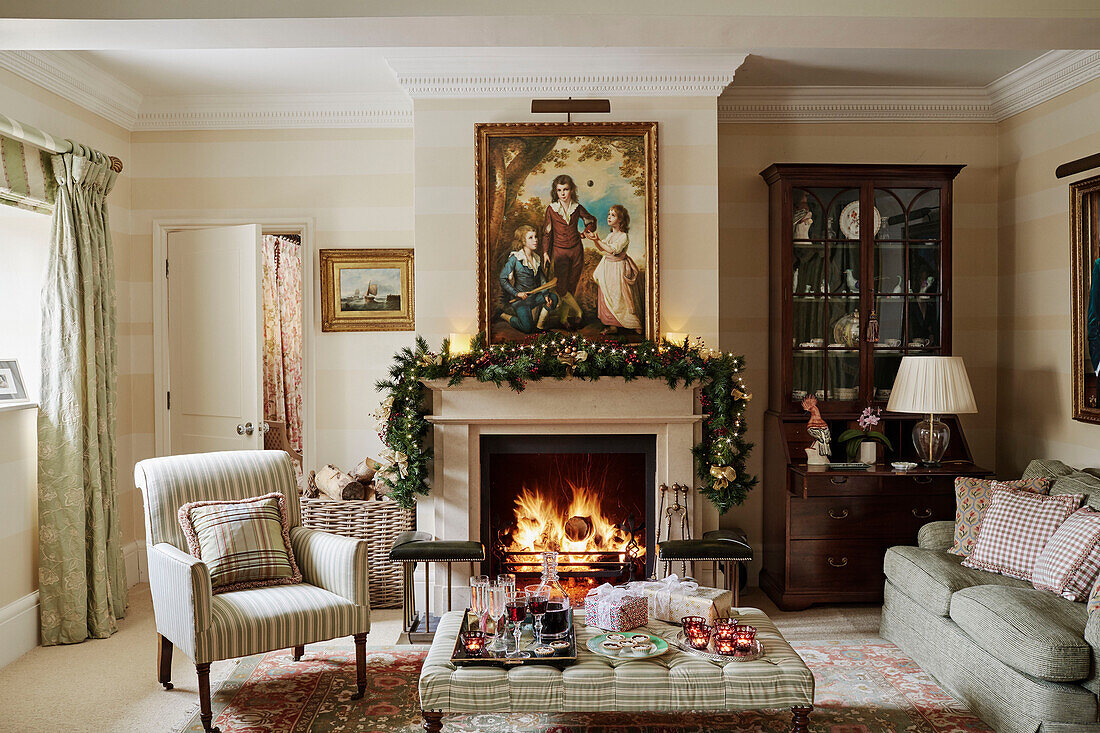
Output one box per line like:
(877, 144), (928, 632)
(881, 459), (1100, 733)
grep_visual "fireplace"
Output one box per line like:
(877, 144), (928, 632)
(480, 434), (656, 602)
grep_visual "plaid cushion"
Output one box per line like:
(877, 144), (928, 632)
(179, 492), (302, 593)
(1033, 508), (1100, 601)
(962, 490), (1083, 581)
(949, 477), (1051, 556)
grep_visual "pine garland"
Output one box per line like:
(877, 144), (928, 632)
(373, 333), (757, 514)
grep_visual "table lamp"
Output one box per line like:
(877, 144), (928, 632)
(886, 356), (977, 466)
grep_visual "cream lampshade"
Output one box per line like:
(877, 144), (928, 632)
(886, 356), (977, 465)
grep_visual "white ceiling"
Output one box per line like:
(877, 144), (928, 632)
(74, 47), (1049, 101)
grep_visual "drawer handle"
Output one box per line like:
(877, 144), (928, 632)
(827, 556), (849, 568)
(829, 476), (848, 485)
(912, 508), (933, 519)
(828, 508), (849, 520)
(913, 476), (933, 485)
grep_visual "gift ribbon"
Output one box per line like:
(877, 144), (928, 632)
(624, 574), (700, 596)
(585, 582), (641, 604)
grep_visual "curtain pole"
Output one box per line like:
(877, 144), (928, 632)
(0, 112), (124, 173)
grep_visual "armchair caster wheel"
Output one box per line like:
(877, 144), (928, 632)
(161, 682), (174, 690)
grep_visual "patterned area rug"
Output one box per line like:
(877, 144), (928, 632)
(174, 641), (992, 732)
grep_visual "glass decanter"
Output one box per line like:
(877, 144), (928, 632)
(532, 551), (572, 640)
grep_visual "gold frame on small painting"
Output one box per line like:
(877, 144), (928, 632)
(1071, 175), (1100, 424)
(319, 248), (414, 332)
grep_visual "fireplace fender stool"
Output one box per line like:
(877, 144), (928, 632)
(388, 531), (486, 643)
(656, 528), (753, 606)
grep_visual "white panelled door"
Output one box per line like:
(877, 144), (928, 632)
(167, 225), (264, 454)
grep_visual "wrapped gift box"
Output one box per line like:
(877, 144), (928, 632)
(625, 577), (732, 625)
(584, 586), (649, 632)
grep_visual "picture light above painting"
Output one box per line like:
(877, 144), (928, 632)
(319, 248), (414, 332)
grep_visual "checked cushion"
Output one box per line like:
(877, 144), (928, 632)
(1033, 507), (1100, 601)
(179, 492), (302, 593)
(949, 476), (1051, 556)
(962, 489), (1083, 581)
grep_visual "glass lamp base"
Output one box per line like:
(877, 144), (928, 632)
(912, 416), (951, 465)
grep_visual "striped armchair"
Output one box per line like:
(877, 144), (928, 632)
(136, 451), (371, 733)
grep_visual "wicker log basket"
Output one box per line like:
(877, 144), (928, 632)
(300, 475), (414, 609)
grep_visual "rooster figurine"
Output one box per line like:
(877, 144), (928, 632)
(800, 395), (832, 462)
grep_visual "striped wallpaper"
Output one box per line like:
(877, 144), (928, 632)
(718, 121), (1001, 578)
(996, 77), (1100, 473)
(129, 127), (417, 476)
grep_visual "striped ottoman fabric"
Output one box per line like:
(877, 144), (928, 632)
(419, 608), (814, 718)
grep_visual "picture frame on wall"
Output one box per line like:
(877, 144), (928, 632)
(0, 359), (28, 402)
(319, 248), (414, 332)
(475, 121), (659, 344)
(1071, 174), (1100, 424)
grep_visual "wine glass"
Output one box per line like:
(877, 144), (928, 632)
(525, 585), (550, 645)
(487, 584), (508, 653)
(505, 588), (527, 657)
(470, 575), (489, 631)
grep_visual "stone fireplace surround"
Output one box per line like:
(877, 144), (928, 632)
(419, 377), (718, 609)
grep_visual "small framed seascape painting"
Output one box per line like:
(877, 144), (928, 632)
(1071, 175), (1100, 423)
(0, 359), (28, 402)
(475, 121), (659, 344)
(319, 249), (414, 332)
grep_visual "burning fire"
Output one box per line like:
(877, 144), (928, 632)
(502, 482), (643, 569)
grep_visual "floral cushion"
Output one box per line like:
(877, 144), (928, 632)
(1090, 576), (1100, 613)
(178, 492), (302, 593)
(962, 489), (1083, 581)
(1033, 507), (1100, 601)
(949, 476), (1051, 556)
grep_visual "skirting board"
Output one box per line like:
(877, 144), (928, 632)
(0, 591), (39, 669)
(0, 541), (146, 670)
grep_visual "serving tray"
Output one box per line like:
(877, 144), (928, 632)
(450, 610), (576, 669)
(672, 631), (765, 664)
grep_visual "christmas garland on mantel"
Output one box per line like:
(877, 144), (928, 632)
(373, 333), (757, 514)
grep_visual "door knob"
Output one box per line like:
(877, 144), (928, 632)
(260, 421), (271, 434)
(236, 423), (245, 435)
(237, 422), (255, 436)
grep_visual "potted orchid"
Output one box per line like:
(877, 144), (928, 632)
(838, 407), (893, 464)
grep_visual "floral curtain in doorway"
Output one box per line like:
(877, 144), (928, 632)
(37, 146), (126, 645)
(262, 235), (303, 459)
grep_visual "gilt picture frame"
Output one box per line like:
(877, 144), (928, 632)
(319, 248), (414, 332)
(475, 122), (659, 344)
(1071, 174), (1100, 424)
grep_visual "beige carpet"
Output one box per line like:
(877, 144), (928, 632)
(0, 584), (879, 731)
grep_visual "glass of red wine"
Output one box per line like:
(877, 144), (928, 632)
(505, 588), (527, 657)
(525, 585), (551, 645)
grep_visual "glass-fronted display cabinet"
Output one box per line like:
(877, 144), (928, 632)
(760, 164), (964, 415)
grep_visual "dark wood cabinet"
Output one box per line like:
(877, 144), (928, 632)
(758, 163), (989, 610)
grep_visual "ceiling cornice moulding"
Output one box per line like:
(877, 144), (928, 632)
(0, 50), (141, 130)
(719, 50), (1100, 124)
(133, 93), (413, 130)
(387, 49), (749, 98)
(718, 86), (992, 123)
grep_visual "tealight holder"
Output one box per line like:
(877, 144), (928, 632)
(714, 636), (737, 656)
(733, 624), (757, 653)
(686, 625), (712, 650)
(460, 630), (486, 656)
(713, 618), (738, 641)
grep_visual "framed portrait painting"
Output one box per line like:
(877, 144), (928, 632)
(319, 248), (414, 332)
(475, 122), (658, 344)
(1071, 175), (1100, 423)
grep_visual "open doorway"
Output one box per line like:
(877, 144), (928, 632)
(154, 220), (314, 485)
(261, 233), (304, 479)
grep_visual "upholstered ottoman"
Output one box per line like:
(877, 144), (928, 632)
(418, 607), (815, 732)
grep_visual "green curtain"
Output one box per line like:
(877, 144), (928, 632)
(37, 145), (126, 645)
